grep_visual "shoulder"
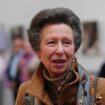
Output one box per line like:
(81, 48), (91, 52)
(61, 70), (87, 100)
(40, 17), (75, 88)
(90, 75), (105, 104)
(15, 81), (31, 105)
(97, 77), (105, 92)
(97, 77), (105, 104)
(90, 75), (105, 92)
(19, 81), (31, 92)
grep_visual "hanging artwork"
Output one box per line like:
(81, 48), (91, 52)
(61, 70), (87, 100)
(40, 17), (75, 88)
(82, 21), (99, 55)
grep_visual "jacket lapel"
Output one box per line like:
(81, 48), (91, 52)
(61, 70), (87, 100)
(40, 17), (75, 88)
(25, 63), (52, 105)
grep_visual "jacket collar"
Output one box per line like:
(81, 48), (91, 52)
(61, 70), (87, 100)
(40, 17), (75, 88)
(26, 59), (79, 104)
(26, 63), (52, 104)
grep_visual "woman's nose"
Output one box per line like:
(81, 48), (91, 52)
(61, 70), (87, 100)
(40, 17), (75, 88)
(56, 43), (64, 54)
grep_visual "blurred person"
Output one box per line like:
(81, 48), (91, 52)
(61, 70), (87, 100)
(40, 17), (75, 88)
(0, 24), (8, 78)
(15, 7), (105, 105)
(0, 52), (7, 105)
(5, 35), (25, 101)
(0, 52), (7, 80)
(98, 62), (105, 78)
(0, 46), (7, 105)
(0, 24), (8, 105)
(17, 40), (39, 84)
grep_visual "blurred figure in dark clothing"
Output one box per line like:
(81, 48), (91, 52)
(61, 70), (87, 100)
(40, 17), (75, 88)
(99, 62), (105, 78)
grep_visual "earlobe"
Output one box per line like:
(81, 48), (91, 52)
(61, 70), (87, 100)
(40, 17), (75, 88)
(38, 56), (41, 59)
(36, 51), (41, 59)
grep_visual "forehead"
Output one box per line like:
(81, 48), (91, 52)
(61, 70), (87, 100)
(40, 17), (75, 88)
(40, 23), (74, 39)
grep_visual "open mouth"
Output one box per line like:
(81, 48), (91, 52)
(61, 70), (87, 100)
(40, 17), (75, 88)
(51, 59), (67, 69)
(52, 59), (66, 63)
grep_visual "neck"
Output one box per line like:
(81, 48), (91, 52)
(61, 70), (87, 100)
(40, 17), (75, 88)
(43, 68), (75, 90)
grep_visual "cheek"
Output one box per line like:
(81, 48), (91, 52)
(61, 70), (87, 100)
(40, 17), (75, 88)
(66, 48), (75, 59)
(40, 47), (54, 60)
(43, 47), (55, 57)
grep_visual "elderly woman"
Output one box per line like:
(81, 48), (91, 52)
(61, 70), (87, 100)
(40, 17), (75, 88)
(15, 7), (105, 105)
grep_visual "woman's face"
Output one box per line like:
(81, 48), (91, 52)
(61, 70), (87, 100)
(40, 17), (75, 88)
(37, 24), (75, 78)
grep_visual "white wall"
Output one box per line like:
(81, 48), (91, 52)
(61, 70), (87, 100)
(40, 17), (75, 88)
(1, 0), (105, 73)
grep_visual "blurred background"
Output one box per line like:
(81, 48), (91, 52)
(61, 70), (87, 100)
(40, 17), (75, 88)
(1, 0), (105, 105)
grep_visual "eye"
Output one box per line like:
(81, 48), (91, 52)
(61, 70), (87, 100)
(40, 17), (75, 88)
(46, 40), (56, 46)
(64, 41), (71, 44)
(47, 41), (55, 44)
(63, 40), (72, 45)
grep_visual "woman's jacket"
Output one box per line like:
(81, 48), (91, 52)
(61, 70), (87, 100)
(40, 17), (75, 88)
(15, 61), (105, 105)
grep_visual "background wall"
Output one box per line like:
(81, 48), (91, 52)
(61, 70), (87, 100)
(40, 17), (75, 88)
(1, 0), (105, 74)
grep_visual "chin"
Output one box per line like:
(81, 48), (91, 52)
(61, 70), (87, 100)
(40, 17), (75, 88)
(51, 70), (66, 77)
